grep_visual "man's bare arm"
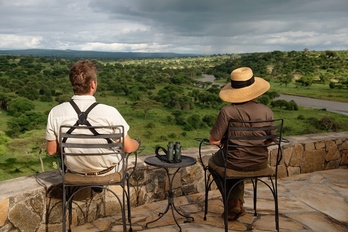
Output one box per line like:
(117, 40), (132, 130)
(123, 134), (140, 153)
(46, 140), (58, 155)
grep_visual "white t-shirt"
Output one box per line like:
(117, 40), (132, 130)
(46, 95), (130, 173)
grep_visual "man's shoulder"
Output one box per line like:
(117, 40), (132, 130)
(95, 103), (116, 110)
(92, 103), (120, 115)
(50, 101), (71, 111)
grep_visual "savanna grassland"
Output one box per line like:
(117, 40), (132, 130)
(0, 50), (347, 181)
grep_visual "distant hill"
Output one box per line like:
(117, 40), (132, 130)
(0, 49), (198, 59)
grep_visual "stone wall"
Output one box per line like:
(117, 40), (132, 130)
(0, 132), (347, 231)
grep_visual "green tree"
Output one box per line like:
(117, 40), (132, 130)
(280, 73), (293, 86)
(202, 114), (216, 127)
(329, 82), (336, 89)
(258, 95), (270, 105)
(7, 111), (46, 137)
(285, 100), (299, 111)
(8, 97), (35, 115)
(185, 114), (203, 130)
(296, 76), (313, 87)
(131, 100), (163, 118)
(0, 92), (17, 111)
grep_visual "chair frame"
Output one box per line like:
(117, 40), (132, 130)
(198, 118), (284, 232)
(59, 124), (136, 232)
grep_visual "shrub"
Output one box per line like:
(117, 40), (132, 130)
(282, 126), (292, 134)
(202, 115), (216, 127)
(166, 115), (175, 124)
(306, 116), (341, 132)
(183, 124), (195, 131)
(297, 115), (305, 120)
(319, 116), (341, 131)
(186, 114), (202, 129)
(271, 99), (288, 108)
(145, 123), (156, 129)
(285, 100), (299, 110)
(265, 91), (280, 100)
(168, 133), (176, 139)
(144, 131), (153, 138)
(258, 95), (270, 105)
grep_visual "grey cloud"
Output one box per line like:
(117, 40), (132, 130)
(89, 0), (348, 37)
(0, 0), (347, 54)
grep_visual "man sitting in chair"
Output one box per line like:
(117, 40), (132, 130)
(45, 60), (140, 175)
(209, 67), (274, 220)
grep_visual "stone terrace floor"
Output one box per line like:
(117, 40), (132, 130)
(73, 168), (348, 232)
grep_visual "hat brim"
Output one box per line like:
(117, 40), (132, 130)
(219, 77), (270, 103)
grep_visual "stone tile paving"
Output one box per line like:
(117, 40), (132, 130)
(74, 168), (348, 231)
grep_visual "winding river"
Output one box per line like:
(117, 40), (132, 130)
(200, 74), (348, 116)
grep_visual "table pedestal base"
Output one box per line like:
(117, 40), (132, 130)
(145, 193), (194, 231)
(144, 156), (197, 231)
(145, 168), (194, 231)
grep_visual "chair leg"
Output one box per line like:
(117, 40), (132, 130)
(62, 186), (73, 232)
(203, 169), (209, 220)
(62, 186), (67, 232)
(101, 185), (129, 232)
(121, 186), (127, 232)
(204, 189), (208, 220)
(204, 171), (218, 221)
(223, 188), (228, 232)
(254, 177), (280, 231)
(273, 179), (279, 231)
(126, 179), (133, 232)
(275, 194), (279, 231)
(253, 179), (258, 216)
(68, 200), (73, 232)
(68, 187), (74, 232)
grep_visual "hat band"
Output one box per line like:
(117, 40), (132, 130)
(231, 76), (255, 89)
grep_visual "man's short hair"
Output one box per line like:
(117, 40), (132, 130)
(69, 60), (97, 95)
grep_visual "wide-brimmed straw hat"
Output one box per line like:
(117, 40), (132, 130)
(219, 67), (270, 103)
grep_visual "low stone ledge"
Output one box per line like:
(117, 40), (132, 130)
(0, 132), (347, 231)
(283, 131), (348, 176)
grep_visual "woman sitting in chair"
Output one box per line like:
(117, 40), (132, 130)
(209, 67), (274, 220)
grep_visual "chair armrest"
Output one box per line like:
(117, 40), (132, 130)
(125, 148), (142, 179)
(196, 138), (211, 170)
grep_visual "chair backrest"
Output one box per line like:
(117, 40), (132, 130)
(59, 124), (125, 174)
(225, 118), (284, 167)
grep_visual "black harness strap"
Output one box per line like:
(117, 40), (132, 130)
(70, 100), (98, 125)
(62, 100), (104, 143)
(69, 99), (100, 132)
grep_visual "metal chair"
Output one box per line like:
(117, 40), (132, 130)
(198, 118), (284, 232)
(59, 125), (136, 232)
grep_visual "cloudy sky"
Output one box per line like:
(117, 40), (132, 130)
(0, 0), (347, 55)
